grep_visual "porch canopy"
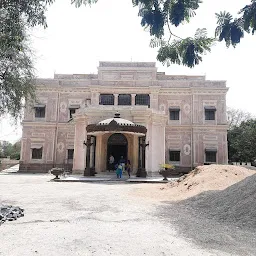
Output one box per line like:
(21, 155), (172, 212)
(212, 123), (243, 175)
(84, 112), (148, 177)
(86, 112), (147, 135)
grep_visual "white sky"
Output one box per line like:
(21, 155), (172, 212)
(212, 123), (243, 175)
(1, 0), (256, 143)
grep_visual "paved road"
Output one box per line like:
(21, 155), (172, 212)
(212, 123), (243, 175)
(0, 174), (232, 256)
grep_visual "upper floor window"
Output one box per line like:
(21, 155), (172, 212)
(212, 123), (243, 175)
(67, 149), (74, 160)
(69, 105), (80, 119)
(32, 147), (43, 159)
(99, 94), (114, 105)
(118, 94), (131, 105)
(169, 150), (180, 161)
(205, 149), (217, 163)
(34, 104), (46, 118)
(205, 106), (216, 120)
(135, 94), (150, 107)
(169, 108), (180, 120)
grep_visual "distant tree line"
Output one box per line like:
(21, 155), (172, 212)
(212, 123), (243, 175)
(227, 108), (256, 164)
(0, 140), (21, 160)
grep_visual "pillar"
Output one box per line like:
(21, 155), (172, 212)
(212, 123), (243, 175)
(131, 94), (136, 106)
(114, 94), (118, 106)
(73, 119), (86, 173)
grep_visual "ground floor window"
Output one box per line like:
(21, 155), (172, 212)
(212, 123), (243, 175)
(67, 149), (74, 160)
(32, 148), (43, 159)
(169, 150), (180, 161)
(205, 150), (217, 163)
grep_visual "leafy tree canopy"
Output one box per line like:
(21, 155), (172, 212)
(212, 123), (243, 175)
(1, 0), (256, 118)
(228, 118), (256, 163)
(0, 0), (54, 119)
(73, 0), (256, 67)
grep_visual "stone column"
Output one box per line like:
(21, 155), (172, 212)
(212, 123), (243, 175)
(95, 134), (102, 172)
(114, 94), (118, 106)
(136, 136), (149, 177)
(146, 113), (167, 176)
(73, 119), (86, 173)
(84, 135), (94, 176)
(131, 94), (136, 106)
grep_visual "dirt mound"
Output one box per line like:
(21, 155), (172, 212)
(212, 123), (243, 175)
(134, 165), (255, 201)
(178, 174), (256, 229)
(168, 164), (255, 200)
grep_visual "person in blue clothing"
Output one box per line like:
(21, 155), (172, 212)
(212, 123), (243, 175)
(119, 156), (126, 177)
(115, 163), (123, 178)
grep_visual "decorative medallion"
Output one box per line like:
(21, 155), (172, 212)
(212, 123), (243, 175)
(183, 104), (191, 115)
(60, 102), (67, 113)
(57, 142), (65, 153)
(183, 144), (191, 156)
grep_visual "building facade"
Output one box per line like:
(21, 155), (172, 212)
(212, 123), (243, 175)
(19, 61), (229, 175)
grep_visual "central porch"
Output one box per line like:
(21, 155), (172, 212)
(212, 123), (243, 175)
(72, 107), (167, 176)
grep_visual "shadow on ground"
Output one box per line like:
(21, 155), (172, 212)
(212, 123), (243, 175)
(157, 175), (256, 256)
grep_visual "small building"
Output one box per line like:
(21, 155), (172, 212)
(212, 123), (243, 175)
(19, 61), (228, 176)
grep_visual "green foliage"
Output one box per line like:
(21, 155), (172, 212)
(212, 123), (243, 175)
(71, 0), (98, 8)
(156, 28), (215, 68)
(0, 140), (21, 159)
(215, 12), (244, 47)
(228, 119), (256, 163)
(0, 0), (56, 119)
(240, 0), (256, 35)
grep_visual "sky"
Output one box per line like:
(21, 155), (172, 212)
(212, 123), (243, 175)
(1, 0), (256, 143)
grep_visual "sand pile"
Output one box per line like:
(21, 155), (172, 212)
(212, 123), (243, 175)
(135, 165), (255, 201)
(179, 174), (256, 229)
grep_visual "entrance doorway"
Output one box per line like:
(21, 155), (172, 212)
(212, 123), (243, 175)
(107, 133), (128, 169)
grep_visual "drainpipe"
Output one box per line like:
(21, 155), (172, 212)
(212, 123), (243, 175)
(53, 90), (60, 167)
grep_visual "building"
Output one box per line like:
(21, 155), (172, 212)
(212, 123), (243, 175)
(19, 61), (229, 176)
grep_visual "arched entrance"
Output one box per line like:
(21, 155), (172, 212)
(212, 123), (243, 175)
(107, 133), (128, 169)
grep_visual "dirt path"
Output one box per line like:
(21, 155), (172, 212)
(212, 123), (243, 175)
(0, 173), (247, 256)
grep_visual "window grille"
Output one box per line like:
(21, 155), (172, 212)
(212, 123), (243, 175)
(32, 148), (43, 159)
(169, 109), (180, 120)
(67, 149), (74, 160)
(99, 94), (114, 105)
(135, 94), (150, 107)
(205, 151), (217, 162)
(35, 107), (45, 118)
(169, 151), (180, 161)
(118, 94), (131, 105)
(205, 107), (216, 120)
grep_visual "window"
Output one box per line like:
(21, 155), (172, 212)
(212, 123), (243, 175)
(135, 94), (150, 107)
(35, 106), (45, 118)
(69, 108), (77, 119)
(32, 148), (43, 159)
(205, 107), (216, 120)
(205, 150), (217, 163)
(99, 94), (114, 105)
(118, 94), (131, 105)
(169, 150), (180, 161)
(67, 149), (74, 160)
(169, 108), (180, 120)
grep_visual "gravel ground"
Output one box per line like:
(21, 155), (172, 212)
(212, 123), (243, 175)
(157, 175), (256, 256)
(0, 173), (250, 256)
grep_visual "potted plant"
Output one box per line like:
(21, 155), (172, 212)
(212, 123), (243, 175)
(159, 164), (175, 181)
(50, 167), (64, 179)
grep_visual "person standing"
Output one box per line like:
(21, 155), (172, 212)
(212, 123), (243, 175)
(109, 154), (115, 172)
(126, 160), (131, 178)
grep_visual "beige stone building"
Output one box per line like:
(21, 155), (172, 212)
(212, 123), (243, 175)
(19, 61), (228, 176)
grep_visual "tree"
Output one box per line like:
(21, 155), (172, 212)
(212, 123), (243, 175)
(0, 0), (54, 119)
(1, 1), (256, 118)
(228, 119), (256, 163)
(73, 0), (256, 68)
(227, 107), (253, 129)
(0, 140), (21, 159)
